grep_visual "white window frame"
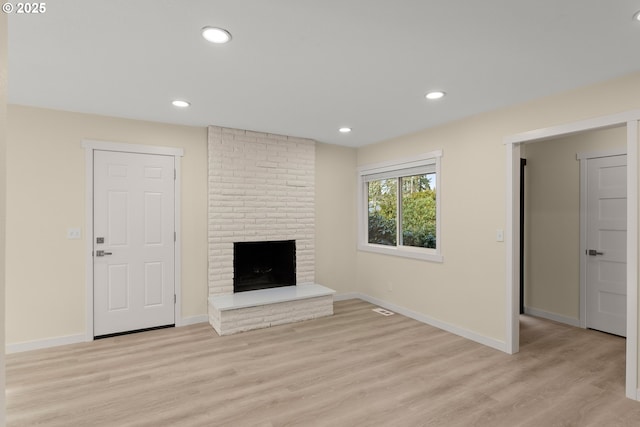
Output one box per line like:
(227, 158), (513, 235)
(357, 150), (443, 262)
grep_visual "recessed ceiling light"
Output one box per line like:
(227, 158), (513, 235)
(202, 27), (232, 44)
(339, 127), (352, 133)
(172, 100), (190, 108)
(425, 91), (446, 100)
(634, 10), (640, 22)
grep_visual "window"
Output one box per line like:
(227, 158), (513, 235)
(358, 150), (442, 262)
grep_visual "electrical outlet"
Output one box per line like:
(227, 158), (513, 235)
(67, 228), (82, 239)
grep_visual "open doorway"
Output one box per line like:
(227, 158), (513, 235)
(505, 112), (639, 400)
(521, 127), (626, 331)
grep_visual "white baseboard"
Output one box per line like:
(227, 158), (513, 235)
(344, 292), (507, 353)
(7, 333), (87, 354)
(7, 296), (508, 354)
(180, 315), (209, 326)
(8, 315), (209, 354)
(524, 306), (581, 328)
(333, 292), (361, 301)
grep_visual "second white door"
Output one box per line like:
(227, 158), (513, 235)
(93, 150), (176, 336)
(586, 154), (626, 337)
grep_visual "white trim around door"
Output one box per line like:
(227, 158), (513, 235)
(82, 140), (184, 342)
(504, 110), (640, 401)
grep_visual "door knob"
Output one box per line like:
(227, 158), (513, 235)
(587, 249), (604, 256)
(95, 250), (113, 257)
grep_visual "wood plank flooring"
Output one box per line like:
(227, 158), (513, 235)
(6, 299), (640, 426)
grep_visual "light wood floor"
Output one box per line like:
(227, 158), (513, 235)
(6, 299), (640, 426)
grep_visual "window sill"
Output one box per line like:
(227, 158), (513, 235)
(358, 243), (444, 263)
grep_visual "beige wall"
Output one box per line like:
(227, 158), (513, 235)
(6, 105), (209, 344)
(356, 71), (640, 344)
(1, 12), (7, 424)
(524, 127), (626, 321)
(315, 143), (358, 295)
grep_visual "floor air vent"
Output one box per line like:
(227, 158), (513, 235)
(372, 307), (395, 316)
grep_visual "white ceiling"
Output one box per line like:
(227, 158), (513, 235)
(8, 0), (640, 147)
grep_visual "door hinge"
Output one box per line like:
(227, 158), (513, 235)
(174, 294), (177, 304)
(174, 231), (176, 242)
(174, 169), (176, 180)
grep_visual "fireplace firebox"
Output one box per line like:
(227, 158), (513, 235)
(233, 240), (296, 293)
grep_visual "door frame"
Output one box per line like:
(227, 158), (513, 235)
(505, 110), (640, 400)
(82, 140), (184, 341)
(578, 149), (627, 330)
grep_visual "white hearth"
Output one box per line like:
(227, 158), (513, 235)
(209, 284), (335, 335)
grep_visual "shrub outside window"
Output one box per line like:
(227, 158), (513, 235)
(359, 151), (442, 262)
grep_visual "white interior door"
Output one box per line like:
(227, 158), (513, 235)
(93, 150), (175, 336)
(586, 154), (626, 337)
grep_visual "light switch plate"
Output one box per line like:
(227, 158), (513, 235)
(496, 229), (504, 242)
(67, 228), (82, 239)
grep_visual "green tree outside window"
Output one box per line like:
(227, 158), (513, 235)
(368, 174), (436, 249)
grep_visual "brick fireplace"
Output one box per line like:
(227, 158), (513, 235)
(207, 126), (333, 335)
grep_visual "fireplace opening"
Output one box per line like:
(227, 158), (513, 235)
(233, 240), (296, 293)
